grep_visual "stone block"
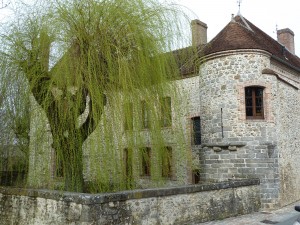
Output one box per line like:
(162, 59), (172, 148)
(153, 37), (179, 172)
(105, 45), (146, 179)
(230, 159), (245, 164)
(209, 155), (220, 160)
(213, 147), (222, 152)
(238, 168), (255, 174)
(228, 146), (237, 151)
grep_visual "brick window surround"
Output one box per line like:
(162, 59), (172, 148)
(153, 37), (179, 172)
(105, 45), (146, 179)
(237, 82), (273, 122)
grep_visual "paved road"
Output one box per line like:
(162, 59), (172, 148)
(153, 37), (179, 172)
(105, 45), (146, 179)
(198, 202), (300, 225)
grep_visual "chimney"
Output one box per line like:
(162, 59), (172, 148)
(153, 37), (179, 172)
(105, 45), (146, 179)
(277, 28), (295, 54)
(191, 19), (207, 47)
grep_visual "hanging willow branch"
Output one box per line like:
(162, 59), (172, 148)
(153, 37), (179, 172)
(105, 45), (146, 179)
(0, 0), (192, 192)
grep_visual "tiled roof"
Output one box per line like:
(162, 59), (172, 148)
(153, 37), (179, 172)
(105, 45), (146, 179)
(179, 15), (300, 76)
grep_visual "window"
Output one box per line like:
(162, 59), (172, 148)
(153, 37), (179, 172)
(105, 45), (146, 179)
(54, 150), (64, 178)
(191, 116), (201, 145)
(124, 103), (133, 130)
(192, 169), (200, 184)
(245, 86), (264, 119)
(141, 100), (149, 129)
(140, 147), (151, 176)
(162, 146), (172, 178)
(123, 148), (132, 180)
(161, 97), (172, 127)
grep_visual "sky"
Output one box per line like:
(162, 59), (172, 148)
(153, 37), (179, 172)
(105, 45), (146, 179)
(0, 0), (299, 56)
(174, 0), (300, 56)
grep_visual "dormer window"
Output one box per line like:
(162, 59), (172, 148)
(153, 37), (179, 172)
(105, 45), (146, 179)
(245, 86), (264, 119)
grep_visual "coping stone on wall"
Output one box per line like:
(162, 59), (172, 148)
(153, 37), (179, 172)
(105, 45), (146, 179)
(0, 178), (259, 205)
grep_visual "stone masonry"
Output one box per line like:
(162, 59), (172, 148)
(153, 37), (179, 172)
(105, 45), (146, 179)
(197, 50), (300, 209)
(0, 179), (260, 225)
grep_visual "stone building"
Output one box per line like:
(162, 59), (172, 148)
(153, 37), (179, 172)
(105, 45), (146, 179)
(190, 15), (300, 209)
(28, 14), (300, 210)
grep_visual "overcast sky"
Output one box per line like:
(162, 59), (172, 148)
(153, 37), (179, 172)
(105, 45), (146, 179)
(175, 0), (300, 56)
(1, 0), (299, 56)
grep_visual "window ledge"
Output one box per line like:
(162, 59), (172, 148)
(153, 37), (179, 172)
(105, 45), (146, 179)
(245, 119), (265, 122)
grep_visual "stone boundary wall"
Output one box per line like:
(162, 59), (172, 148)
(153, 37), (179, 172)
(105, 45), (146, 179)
(0, 179), (260, 225)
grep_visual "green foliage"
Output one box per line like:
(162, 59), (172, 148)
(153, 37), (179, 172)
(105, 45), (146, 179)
(0, 56), (30, 187)
(0, 0), (192, 192)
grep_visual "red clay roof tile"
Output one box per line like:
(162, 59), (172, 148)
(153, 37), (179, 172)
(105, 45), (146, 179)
(178, 15), (300, 76)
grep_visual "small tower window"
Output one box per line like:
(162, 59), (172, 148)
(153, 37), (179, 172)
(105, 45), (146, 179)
(245, 86), (264, 119)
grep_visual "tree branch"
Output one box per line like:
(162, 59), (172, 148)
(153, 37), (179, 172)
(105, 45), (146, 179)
(80, 93), (106, 140)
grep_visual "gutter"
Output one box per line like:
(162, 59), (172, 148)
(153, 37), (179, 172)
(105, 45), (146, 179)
(271, 55), (300, 73)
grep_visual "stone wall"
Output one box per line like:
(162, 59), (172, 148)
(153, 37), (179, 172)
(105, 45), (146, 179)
(270, 62), (300, 207)
(0, 179), (260, 225)
(199, 144), (279, 210)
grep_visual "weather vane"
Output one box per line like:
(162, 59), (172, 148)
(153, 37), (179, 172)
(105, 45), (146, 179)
(237, 0), (243, 14)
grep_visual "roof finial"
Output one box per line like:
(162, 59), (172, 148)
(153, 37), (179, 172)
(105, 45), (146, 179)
(237, 0), (243, 15)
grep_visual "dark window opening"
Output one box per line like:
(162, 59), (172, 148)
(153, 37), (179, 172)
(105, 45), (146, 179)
(140, 147), (151, 176)
(245, 86), (264, 119)
(161, 97), (172, 127)
(141, 100), (149, 129)
(54, 150), (64, 178)
(123, 148), (132, 180)
(162, 146), (172, 178)
(124, 103), (133, 130)
(191, 116), (201, 145)
(192, 169), (200, 184)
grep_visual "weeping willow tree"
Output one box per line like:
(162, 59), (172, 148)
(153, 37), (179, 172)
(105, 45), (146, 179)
(0, 0), (193, 192)
(0, 54), (30, 186)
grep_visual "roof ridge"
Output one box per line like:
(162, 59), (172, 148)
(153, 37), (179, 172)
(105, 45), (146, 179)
(177, 15), (300, 76)
(236, 13), (253, 32)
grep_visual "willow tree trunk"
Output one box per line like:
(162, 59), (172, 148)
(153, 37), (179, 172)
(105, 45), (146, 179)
(55, 135), (84, 192)
(45, 92), (95, 192)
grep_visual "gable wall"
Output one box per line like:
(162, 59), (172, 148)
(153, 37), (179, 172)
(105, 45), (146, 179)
(270, 63), (300, 207)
